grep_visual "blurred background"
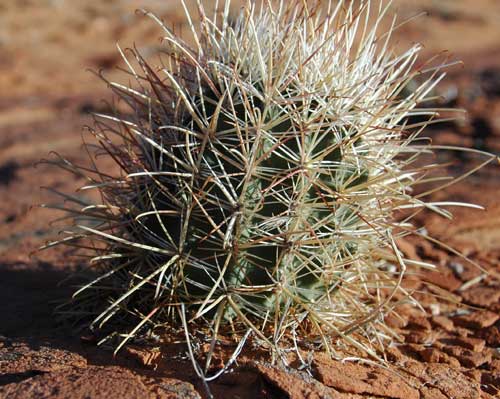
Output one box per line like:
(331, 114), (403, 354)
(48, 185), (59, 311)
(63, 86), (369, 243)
(0, 1), (499, 397)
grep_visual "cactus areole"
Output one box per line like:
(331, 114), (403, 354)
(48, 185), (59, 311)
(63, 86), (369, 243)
(42, 0), (488, 371)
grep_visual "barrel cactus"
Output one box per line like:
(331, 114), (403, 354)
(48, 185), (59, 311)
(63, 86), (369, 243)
(42, 0), (484, 373)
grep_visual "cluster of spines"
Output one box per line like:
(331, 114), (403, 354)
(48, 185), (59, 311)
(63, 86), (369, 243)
(40, 0), (493, 375)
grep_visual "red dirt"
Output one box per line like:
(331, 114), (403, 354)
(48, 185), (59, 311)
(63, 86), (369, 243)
(0, 1), (499, 398)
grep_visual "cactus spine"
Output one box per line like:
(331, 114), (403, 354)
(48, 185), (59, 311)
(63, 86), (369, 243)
(42, 0), (490, 372)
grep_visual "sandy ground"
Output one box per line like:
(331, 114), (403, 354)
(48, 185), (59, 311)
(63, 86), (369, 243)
(0, 1), (499, 398)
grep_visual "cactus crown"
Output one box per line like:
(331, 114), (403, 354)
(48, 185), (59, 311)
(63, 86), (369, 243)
(42, 0), (488, 374)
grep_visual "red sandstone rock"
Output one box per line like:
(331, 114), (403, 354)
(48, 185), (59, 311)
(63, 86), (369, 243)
(385, 313), (408, 329)
(145, 377), (201, 399)
(454, 310), (499, 329)
(442, 346), (492, 368)
(403, 361), (482, 399)
(396, 238), (421, 261)
(431, 315), (455, 332)
(453, 336), (486, 352)
(481, 372), (500, 397)
(460, 287), (500, 308)
(455, 326), (476, 338)
(420, 386), (448, 399)
(123, 345), (162, 369)
(476, 323), (500, 347)
(419, 347), (461, 368)
(455, 262), (483, 282)
(255, 364), (343, 399)
(482, 371), (500, 387)
(407, 315), (432, 331)
(313, 358), (419, 399)
(421, 270), (462, 292)
(0, 366), (154, 399)
(396, 344), (426, 361)
(0, 337), (87, 375)
(404, 329), (439, 345)
(489, 359), (500, 372)
(439, 336), (487, 352)
(465, 369), (482, 383)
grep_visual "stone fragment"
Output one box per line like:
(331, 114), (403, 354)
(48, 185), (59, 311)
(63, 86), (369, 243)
(0, 366), (153, 399)
(146, 378), (201, 399)
(385, 313), (408, 329)
(396, 238), (420, 261)
(420, 386), (448, 399)
(419, 347), (461, 368)
(454, 310), (499, 329)
(0, 336), (86, 375)
(453, 336), (486, 352)
(481, 371), (500, 388)
(455, 262), (482, 282)
(442, 346), (492, 368)
(455, 326), (476, 337)
(460, 287), (500, 308)
(489, 359), (500, 372)
(407, 315), (432, 331)
(421, 270), (462, 291)
(464, 369), (482, 382)
(123, 345), (162, 369)
(476, 323), (500, 346)
(403, 361), (482, 399)
(313, 357), (419, 399)
(402, 276), (423, 291)
(490, 302), (500, 313)
(404, 329), (439, 345)
(439, 336), (486, 352)
(384, 346), (409, 363)
(431, 315), (454, 332)
(255, 363), (342, 399)
(397, 344), (425, 361)
(480, 371), (500, 398)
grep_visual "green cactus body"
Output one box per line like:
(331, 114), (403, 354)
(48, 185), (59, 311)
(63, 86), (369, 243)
(137, 78), (369, 320)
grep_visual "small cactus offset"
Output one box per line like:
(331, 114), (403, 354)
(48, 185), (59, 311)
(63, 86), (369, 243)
(42, 0), (491, 372)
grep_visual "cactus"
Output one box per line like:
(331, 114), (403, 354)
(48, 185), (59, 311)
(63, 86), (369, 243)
(41, 0), (493, 374)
